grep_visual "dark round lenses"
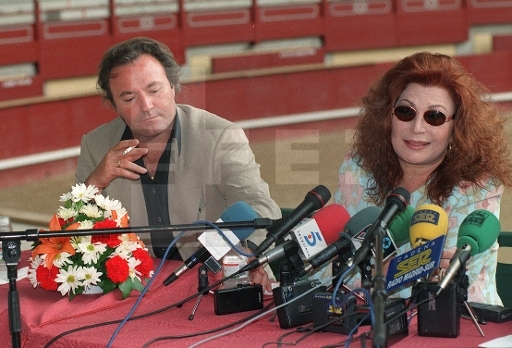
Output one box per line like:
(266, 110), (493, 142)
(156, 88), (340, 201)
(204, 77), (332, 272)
(423, 110), (447, 126)
(393, 106), (448, 126)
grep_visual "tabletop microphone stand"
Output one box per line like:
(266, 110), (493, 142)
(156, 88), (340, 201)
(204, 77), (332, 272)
(189, 265), (209, 320)
(2, 239), (21, 348)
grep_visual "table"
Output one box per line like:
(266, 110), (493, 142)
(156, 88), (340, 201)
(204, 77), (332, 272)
(1, 253), (511, 348)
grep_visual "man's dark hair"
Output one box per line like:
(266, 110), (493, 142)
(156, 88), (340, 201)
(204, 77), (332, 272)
(97, 36), (181, 105)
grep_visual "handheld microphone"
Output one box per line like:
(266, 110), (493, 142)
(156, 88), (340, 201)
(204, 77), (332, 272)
(163, 201), (258, 286)
(410, 204), (449, 248)
(253, 185), (331, 256)
(350, 187), (410, 268)
(285, 203), (350, 260)
(435, 209), (500, 297)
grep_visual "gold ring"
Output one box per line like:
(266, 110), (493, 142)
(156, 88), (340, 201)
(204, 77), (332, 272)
(117, 159), (122, 167)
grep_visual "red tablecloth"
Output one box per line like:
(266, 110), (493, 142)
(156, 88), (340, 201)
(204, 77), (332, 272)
(1, 253), (511, 348)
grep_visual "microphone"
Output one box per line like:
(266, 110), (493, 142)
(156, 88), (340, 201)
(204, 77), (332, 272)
(435, 209), (500, 297)
(387, 204), (415, 249)
(253, 185), (331, 256)
(285, 203), (350, 260)
(351, 204), (415, 262)
(384, 205), (448, 291)
(350, 187), (410, 268)
(163, 201), (258, 286)
(410, 204), (449, 248)
(241, 240), (299, 272)
(299, 206), (380, 276)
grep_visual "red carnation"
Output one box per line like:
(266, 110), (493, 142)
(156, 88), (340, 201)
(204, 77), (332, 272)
(105, 255), (129, 284)
(132, 248), (154, 278)
(93, 218), (117, 229)
(91, 220), (121, 248)
(36, 265), (59, 291)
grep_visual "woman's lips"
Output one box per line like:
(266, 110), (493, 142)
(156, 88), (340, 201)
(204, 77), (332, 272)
(405, 140), (429, 150)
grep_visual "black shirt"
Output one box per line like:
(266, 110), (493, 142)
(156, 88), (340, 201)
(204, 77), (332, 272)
(120, 118), (182, 260)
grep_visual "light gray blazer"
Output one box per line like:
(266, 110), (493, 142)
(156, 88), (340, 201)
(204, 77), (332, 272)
(76, 104), (281, 260)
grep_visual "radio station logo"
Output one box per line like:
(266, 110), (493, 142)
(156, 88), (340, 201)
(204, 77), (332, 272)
(411, 209), (441, 226)
(303, 231), (324, 246)
(460, 210), (489, 228)
(385, 235), (445, 291)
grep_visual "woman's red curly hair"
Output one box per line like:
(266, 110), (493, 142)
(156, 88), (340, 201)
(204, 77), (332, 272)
(353, 52), (512, 205)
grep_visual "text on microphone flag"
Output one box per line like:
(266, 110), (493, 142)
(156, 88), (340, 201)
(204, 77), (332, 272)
(385, 234), (445, 291)
(285, 218), (328, 259)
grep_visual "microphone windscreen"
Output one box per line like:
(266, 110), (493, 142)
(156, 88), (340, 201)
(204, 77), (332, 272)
(388, 205), (414, 246)
(344, 206), (381, 237)
(220, 201), (259, 240)
(409, 204), (448, 248)
(458, 210), (501, 255)
(312, 204), (351, 244)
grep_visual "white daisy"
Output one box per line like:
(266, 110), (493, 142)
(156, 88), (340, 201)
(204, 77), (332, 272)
(59, 192), (73, 202)
(77, 240), (107, 265)
(127, 257), (142, 281)
(57, 207), (77, 221)
(55, 265), (85, 295)
(70, 235), (90, 249)
(82, 266), (103, 288)
(70, 184), (98, 203)
(114, 239), (138, 258)
(80, 203), (103, 219)
(27, 255), (45, 288)
(78, 220), (94, 230)
(53, 251), (73, 268)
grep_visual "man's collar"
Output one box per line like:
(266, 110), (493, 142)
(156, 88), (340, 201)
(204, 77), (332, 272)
(120, 112), (181, 156)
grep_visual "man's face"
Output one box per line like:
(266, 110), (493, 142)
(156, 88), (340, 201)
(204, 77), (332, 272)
(109, 54), (176, 140)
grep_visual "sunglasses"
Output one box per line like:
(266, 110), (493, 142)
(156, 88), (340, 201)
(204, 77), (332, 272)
(393, 105), (455, 126)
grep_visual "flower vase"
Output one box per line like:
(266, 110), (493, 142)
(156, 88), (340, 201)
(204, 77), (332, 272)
(83, 284), (103, 295)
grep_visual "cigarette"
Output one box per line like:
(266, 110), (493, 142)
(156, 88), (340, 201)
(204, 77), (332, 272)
(122, 146), (135, 156)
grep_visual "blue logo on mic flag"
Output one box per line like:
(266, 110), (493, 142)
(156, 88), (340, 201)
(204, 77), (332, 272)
(385, 235), (445, 291)
(303, 231), (323, 246)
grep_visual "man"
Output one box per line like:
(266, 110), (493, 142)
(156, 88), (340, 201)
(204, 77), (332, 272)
(76, 37), (281, 291)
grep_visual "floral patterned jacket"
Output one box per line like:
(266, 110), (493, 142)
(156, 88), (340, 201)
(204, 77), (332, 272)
(333, 151), (503, 305)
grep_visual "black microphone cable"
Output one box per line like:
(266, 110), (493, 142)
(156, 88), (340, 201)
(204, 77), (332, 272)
(141, 301), (275, 347)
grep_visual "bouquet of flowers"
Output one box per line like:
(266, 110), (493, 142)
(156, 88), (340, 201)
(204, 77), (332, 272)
(28, 184), (153, 301)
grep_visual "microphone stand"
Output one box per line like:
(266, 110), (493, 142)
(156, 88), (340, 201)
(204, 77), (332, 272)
(0, 218), (273, 242)
(189, 265), (209, 320)
(371, 224), (387, 348)
(2, 239), (21, 348)
(0, 218), (272, 348)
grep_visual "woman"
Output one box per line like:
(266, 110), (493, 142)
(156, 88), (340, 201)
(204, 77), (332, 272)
(335, 52), (512, 305)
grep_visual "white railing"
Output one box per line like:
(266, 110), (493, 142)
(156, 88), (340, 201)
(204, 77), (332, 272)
(1, 91), (511, 171)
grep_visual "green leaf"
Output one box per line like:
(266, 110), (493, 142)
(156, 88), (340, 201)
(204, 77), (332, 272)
(118, 278), (133, 299)
(99, 278), (116, 294)
(68, 291), (77, 301)
(131, 277), (145, 292)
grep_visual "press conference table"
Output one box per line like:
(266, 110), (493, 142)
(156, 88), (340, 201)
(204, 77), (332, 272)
(1, 254), (511, 348)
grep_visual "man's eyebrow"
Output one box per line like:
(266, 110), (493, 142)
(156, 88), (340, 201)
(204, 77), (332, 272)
(119, 90), (134, 98)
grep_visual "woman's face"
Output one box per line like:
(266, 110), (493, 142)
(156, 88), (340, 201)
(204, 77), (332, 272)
(391, 83), (455, 173)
